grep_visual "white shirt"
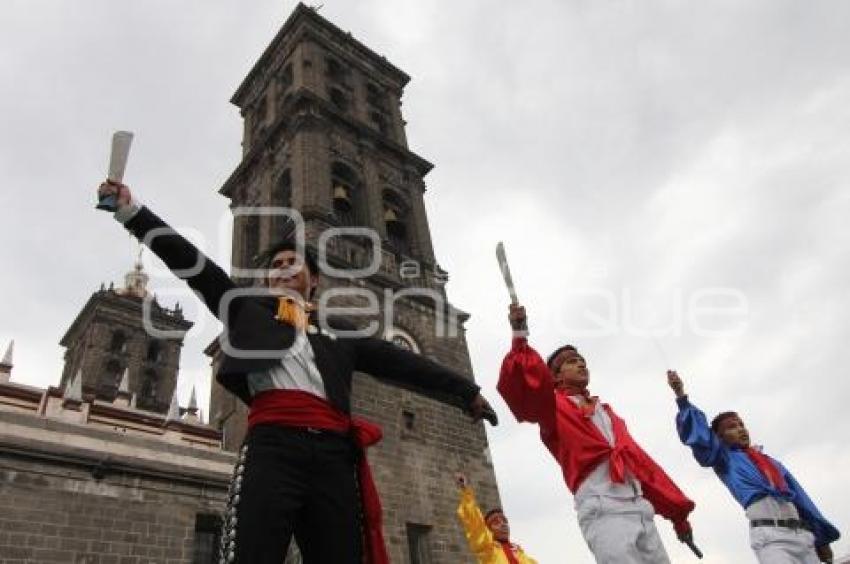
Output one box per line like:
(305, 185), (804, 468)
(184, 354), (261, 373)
(572, 395), (643, 507)
(246, 331), (327, 399)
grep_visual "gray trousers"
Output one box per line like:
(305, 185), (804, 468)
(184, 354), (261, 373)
(750, 526), (820, 564)
(576, 496), (671, 564)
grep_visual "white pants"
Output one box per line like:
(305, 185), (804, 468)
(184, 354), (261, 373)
(576, 496), (671, 564)
(750, 526), (820, 564)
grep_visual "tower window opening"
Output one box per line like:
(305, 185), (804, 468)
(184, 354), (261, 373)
(383, 192), (410, 256)
(331, 162), (361, 226)
(101, 359), (124, 398)
(333, 184), (354, 226)
(366, 83), (385, 109)
(329, 88), (349, 112)
(280, 63), (293, 90)
(110, 331), (128, 354)
(146, 341), (162, 362)
(370, 111), (388, 135)
(326, 57), (344, 80)
(138, 369), (159, 410)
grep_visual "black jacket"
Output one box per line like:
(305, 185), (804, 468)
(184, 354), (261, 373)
(123, 206), (481, 414)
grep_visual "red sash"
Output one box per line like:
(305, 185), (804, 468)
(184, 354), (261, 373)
(746, 447), (789, 493)
(248, 390), (388, 564)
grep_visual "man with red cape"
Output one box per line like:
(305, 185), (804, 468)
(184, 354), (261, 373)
(498, 303), (695, 563)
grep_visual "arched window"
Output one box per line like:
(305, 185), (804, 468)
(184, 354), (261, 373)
(329, 87), (349, 113)
(366, 83), (391, 136)
(105, 359), (122, 377)
(331, 162), (360, 226)
(101, 359), (123, 396)
(383, 191), (411, 256)
(109, 331), (128, 354)
(138, 369), (158, 410)
(326, 57), (344, 81)
(370, 111), (388, 135)
(280, 64), (293, 90)
(366, 83), (384, 109)
(146, 341), (162, 362)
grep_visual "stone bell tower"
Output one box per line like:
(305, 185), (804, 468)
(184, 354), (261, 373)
(59, 258), (192, 414)
(209, 4), (501, 562)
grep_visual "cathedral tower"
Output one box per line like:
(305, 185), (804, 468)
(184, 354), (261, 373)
(59, 260), (192, 413)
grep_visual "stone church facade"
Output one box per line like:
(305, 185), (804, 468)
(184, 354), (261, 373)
(0, 4), (500, 563)
(0, 309), (233, 564)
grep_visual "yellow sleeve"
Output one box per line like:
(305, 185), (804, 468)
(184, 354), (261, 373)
(456, 486), (498, 560)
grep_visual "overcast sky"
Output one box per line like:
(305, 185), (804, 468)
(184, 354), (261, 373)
(1, 1), (848, 562)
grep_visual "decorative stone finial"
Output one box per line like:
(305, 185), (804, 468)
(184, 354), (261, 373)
(65, 368), (83, 401)
(188, 387), (198, 412)
(0, 340), (13, 383)
(183, 386), (201, 424)
(1, 340), (13, 368)
(166, 392), (181, 421)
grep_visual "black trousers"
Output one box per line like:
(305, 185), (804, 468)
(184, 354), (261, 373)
(219, 424), (363, 564)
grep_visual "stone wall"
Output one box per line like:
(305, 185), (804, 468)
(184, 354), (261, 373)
(0, 457), (225, 564)
(0, 399), (233, 564)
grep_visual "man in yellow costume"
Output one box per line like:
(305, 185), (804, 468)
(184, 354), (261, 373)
(455, 474), (537, 564)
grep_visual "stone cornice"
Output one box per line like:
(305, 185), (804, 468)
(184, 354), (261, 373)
(59, 290), (193, 347)
(231, 3), (409, 108)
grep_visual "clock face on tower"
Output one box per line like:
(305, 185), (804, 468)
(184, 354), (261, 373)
(385, 327), (419, 354)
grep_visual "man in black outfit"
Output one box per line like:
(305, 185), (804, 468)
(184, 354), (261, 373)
(96, 181), (497, 564)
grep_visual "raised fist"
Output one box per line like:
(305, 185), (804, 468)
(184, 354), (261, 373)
(667, 370), (685, 398)
(97, 180), (133, 209)
(508, 303), (527, 331)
